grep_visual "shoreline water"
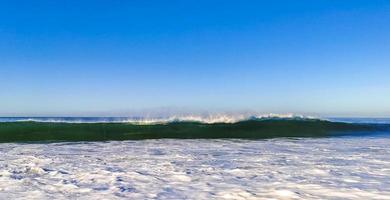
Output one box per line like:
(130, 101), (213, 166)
(1, 137), (389, 199)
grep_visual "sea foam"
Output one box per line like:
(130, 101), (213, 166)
(0, 137), (389, 199)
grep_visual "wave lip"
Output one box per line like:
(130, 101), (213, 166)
(0, 114), (317, 124)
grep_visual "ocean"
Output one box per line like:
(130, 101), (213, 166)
(0, 117), (389, 199)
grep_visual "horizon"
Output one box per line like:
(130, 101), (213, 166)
(1, 1), (390, 117)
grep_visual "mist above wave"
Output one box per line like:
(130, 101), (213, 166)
(0, 113), (317, 124)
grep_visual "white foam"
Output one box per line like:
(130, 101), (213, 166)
(1, 137), (389, 199)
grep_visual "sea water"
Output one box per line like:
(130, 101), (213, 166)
(0, 137), (389, 199)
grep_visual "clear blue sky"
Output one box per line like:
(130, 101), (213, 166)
(1, 0), (390, 117)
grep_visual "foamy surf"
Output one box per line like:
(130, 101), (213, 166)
(0, 137), (389, 199)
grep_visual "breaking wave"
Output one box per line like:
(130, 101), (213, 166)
(0, 115), (389, 142)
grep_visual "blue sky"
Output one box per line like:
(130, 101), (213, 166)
(1, 0), (390, 117)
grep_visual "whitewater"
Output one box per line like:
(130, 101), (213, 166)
(0, 137), (389, 199)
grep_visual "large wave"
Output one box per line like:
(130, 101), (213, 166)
(1, 116), (389, 142)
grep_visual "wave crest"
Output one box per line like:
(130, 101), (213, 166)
(0, 113), (317, 124)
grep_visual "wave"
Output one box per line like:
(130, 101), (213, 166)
(1, 117), (389, 142)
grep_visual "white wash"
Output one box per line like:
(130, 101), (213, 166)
(0, 137), (389, 199)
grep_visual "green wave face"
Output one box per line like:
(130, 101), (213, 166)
(0, 119), (386, 142)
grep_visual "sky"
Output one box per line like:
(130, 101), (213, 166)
(1, 0), (390, 117)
